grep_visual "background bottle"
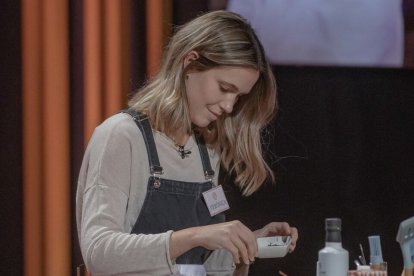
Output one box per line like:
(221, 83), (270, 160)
(316, 218), (349, 276)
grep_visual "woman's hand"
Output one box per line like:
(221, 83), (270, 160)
(253, 222), (298, 253)
(170, 220), (257, 265)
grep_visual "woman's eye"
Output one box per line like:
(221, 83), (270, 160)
(220, 86), (231, 92)
(220, 85), (233, 92)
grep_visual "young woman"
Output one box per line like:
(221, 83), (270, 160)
(77, 10), (298, 276)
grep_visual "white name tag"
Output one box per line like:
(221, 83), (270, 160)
(202, 185), (230, 216)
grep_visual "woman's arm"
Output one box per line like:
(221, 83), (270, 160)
(77, 115), (177, 275)
(170, 220), (258, 265)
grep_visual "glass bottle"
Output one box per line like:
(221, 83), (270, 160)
(316, 218), (349, 276)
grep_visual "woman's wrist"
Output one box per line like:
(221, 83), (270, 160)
(169, 227), (200, 260)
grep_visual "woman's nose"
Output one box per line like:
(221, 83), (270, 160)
(219, 94), (237, 114)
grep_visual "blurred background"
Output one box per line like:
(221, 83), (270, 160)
(1, 0), (413, 275)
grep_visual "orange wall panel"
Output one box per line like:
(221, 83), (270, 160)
(22, 0), (71, 275)
(104, 0), (123, 116)
(83, 0), (103, 143)
(22, 0), (43, 274)
(146, 0), (172, 78)
(42, 0), (71, 275)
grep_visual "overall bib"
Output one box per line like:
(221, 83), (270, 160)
(123, 109), (225, 265)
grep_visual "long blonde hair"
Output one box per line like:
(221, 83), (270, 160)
(129, 11), (277, 196)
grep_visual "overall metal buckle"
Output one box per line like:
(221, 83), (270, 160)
(204, 170), (215, 184)
(150, 165), (163, 188)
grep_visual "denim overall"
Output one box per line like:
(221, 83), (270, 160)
(123, 109), (225, 265)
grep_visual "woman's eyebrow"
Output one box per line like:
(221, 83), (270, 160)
(219, 80), (252, 95)
(219, 80), (239, 92)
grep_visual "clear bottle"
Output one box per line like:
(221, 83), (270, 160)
(316, 218), (349, 276)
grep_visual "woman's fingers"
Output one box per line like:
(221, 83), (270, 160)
(255, 222), (294, 236)
(222, 238), (241, 264)
(196, 220), (257, 264)
(238, 224), (257, 261)
(230, 232), (250, 264)
(289, 226), (298, 252)
(253, 222), (299, 253)
(196, 220), (298, 263)
(229, 220), (257, 263)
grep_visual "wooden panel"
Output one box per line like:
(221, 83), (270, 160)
(22, 0), (71, 275)
(104, 0), (123, 116)
(84, 0), (130, 142)
(42, 0), (71, 275)
(83, 0), (103, 143)
(22, 0), (44, 274)
(146, 0), (172, 77)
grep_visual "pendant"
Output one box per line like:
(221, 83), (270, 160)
(177, 145), (191, 159)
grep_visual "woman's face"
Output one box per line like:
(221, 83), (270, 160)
(185, 65), (259, 128)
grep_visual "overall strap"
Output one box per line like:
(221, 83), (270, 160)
(195, 134), (215, 183)
(121, 109), (163, 176)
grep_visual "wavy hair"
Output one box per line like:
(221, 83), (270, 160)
(129, 11), (277, 196)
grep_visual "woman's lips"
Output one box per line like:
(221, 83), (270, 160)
(208, 109), (221, 120)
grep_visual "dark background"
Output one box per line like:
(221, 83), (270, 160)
(0, 1), (23, 275)
(224, 66), (414, 275)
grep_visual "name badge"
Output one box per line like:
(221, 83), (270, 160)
(202, 185), (230, 216)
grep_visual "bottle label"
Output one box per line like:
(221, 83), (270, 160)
(317, 250), (348, 276)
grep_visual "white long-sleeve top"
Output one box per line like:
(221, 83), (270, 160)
(76, 113), (239, 275)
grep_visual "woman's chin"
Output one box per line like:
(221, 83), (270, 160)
(192, 119), (213, 128)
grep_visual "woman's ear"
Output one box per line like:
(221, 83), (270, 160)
(183, 51), (200, 69)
